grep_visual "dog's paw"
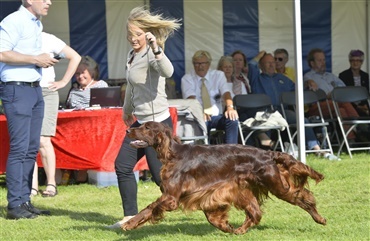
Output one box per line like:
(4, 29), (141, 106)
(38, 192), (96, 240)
(234, 227), (248, 235)
(121, 220), (132, 231)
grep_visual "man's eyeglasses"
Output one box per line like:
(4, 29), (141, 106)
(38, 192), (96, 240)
(193, 62), (209, 67)
(350, 59), (363, 63)
(275, 57), (284, 62)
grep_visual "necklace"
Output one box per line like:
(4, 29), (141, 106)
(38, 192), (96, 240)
(81, 79), (94, 90)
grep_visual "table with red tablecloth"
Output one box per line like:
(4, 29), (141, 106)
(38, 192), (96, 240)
(0, 107), (177, 174)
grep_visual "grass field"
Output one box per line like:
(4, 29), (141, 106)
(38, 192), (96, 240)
(0, 152), (369, 241)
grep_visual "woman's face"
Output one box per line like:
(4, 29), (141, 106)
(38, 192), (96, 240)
(221, 61), (234, 79)
(127, 24), (147, 53)
(75, 65), (92, 87)
(233, 53), (245, 71)
(349, 57), (363, 71)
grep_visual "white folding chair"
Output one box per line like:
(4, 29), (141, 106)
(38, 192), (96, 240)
(233, 94), (285, 151)
(280, 90), (334, 156)
(331, 86), (370, 158)
(168, 99), (208, 144)
(315, 88), (341, 146)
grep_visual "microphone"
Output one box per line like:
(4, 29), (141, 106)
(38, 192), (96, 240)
(54, 53), (66, 60)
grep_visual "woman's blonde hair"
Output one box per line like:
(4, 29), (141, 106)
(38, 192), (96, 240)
(127, 6), (181, 49)
(217, 56), (234, 71)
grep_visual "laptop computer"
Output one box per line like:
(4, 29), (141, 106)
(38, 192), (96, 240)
(90, 86), (122, 107)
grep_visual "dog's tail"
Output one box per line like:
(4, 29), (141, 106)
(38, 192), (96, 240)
(270, 151), (324, 187)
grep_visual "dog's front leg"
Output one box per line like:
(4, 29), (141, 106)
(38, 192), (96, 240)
(122, 194), (179, 231)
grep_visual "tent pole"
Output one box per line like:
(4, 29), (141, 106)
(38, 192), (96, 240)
(294, 0), (306, 164)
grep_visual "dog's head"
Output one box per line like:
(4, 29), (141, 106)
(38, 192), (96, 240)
(127, 121), (173, 149)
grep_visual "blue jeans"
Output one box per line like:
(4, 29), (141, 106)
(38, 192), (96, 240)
(0, 84), (44, 208)
(206, 114), (239, 144)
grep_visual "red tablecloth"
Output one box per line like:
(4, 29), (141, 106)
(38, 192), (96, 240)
(0, 108), (177, 174)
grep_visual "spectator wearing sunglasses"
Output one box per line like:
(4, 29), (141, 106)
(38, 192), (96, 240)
(274, 48), (295, 83)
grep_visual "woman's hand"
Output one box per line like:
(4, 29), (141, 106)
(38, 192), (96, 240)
(123, 113), (135, 127)
(145, 32), (162, 58)
(145, 32), (158, 51)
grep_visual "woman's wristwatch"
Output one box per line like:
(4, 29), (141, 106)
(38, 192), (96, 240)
(153, 47), (162, 55)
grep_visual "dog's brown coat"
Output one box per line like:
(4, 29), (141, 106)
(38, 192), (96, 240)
(123, 122), (326, 234)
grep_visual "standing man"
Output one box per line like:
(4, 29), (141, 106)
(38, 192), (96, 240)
(0, 0), (56, 219)
(181, 50), (239, 144)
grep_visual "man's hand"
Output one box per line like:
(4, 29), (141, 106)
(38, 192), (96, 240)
(306, 79), (318, 91)
(204, 113), (211, 122)
(224, 106), (238, 121)
(34, 53), (58, 68)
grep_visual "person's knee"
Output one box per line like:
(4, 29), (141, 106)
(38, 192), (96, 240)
(228, 119), (239, 129)
(224, 119), (239, 134)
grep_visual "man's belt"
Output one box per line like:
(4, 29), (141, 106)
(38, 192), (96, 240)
(0, 81), (40, 87)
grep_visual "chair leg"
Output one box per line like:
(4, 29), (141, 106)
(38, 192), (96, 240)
(238, 123), (245, 145)
(276, 130), (285, 152)
(337, 121), (354, 159)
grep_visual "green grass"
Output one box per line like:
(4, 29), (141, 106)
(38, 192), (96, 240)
(0, 152), (369, 241)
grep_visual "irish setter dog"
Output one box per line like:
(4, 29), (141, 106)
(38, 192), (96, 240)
(123, 121), (326, 234)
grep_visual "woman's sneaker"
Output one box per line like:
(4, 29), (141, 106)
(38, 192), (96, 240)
(105, 216), (134, 229)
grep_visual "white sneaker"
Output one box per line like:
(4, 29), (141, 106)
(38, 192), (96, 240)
(105, 216), (134, 229)
(323, 153), (341, 161)
(284, 142), (298, 158)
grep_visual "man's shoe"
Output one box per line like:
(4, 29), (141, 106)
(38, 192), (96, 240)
(22, 201), (51, 215)
(7, 205), (38, 220)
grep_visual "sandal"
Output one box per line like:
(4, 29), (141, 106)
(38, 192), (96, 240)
(30, 188), (39, 197)
(41, 184), (58, 197)
(260, 140), (276, 150)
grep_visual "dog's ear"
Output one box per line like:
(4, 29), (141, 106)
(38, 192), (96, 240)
(155, 131), (172, 160)
(164, 126), (173, 139)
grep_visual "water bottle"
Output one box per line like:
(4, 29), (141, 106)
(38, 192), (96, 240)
(61, 170), (70, 186)
(0, 99), (4, 114)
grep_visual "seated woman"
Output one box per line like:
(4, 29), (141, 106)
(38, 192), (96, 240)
(66, 55), (108, 109)
(64, 56), (108, 184)
(338, 49), (369, 117)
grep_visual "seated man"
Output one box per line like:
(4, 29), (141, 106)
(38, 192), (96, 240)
(274, 48), (296, 83)
(181, 50), (239, 144)
(304, 48), (359, 141)
(248, 51), (338, 160)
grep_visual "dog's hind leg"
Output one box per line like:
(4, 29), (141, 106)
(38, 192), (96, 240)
(122, 195), (179, 231)
(233, 190), (262, 235)
(203, 206), (234, 234)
